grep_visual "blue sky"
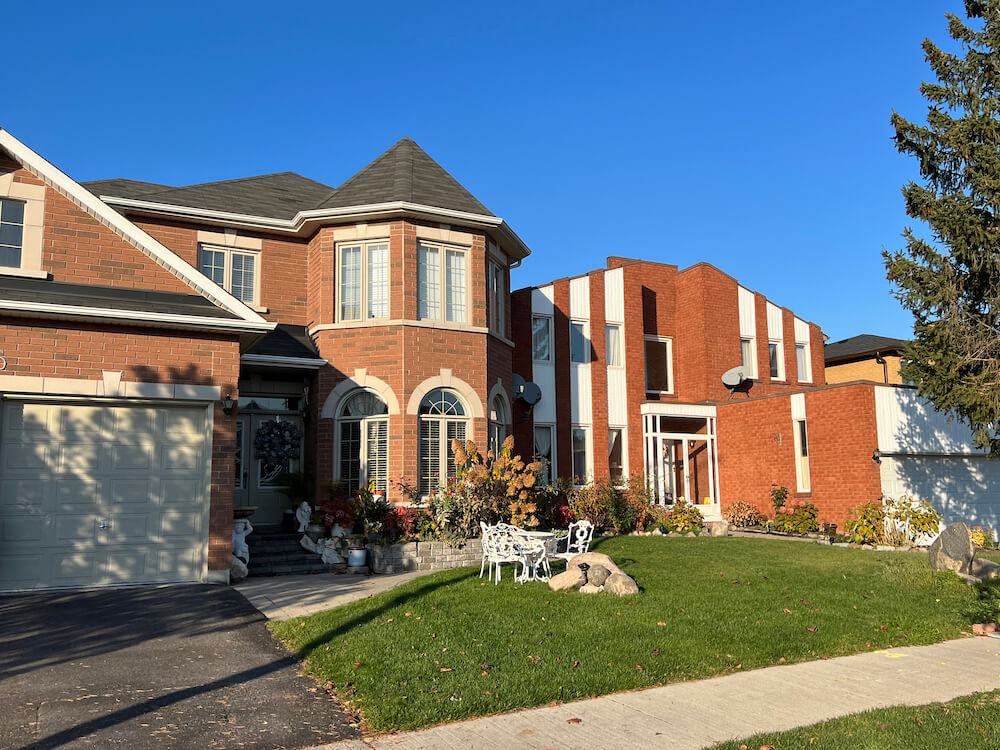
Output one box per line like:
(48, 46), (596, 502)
(4, 1), (963, 341)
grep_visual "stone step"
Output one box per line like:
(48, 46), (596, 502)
(249, 561), (347, 576)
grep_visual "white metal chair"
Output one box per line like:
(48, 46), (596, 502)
(482, 523), (529, 584)
(551, 519), (595, 566)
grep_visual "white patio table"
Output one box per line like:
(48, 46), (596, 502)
(516, 529), (555, 582)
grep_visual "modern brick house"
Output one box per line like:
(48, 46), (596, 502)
(1, 129), (996, 591)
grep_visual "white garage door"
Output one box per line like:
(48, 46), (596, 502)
(0, 400), (211, 591)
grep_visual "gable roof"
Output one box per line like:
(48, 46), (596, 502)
(825, 334), (908, 364)
(317, 138), (494, 216)
(0, 128), (274, 332)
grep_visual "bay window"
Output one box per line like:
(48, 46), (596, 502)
(488, 260), (506, 336)
(418, 240), (467, 323)
(336, 390), (389, 494)
(418, 388), (468, 495)
(338, 240), (389, 321)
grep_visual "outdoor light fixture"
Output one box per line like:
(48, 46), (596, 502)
(872, 449), (882, 464)
(222, 394), (234, 415)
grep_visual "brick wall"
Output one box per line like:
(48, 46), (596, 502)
(826, 356), (904, 385)
(0, 317), (241, 570)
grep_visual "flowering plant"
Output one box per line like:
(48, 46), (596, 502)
(254, 419), (303, 463)
(771, 498), (819, 534)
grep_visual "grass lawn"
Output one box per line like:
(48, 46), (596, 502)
(271, 536), (980, 734)
(711, 690), (1000, 749)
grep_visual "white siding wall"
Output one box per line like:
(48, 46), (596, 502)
(793, 317), (810, 342)
(569, 276), (590, 319)
(604, 267), (628, 427)
(875, 386), (985, 455)
(738, 286), (756, 337)
(766, 302), (783, 340)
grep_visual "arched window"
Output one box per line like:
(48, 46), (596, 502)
(337, 390), (389, 494)
(418, 388), (468, 495)
(488, 395), (507, 454)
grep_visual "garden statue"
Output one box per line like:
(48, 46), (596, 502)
(295, 500), (311, 533)
(232, 517), (254, 563)
(321, 538), (345, 565)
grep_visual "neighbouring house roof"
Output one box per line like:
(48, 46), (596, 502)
(824, 334), (908, 364)
(245, 324), (321, 359)
(82, 138), (494, 220)
(0, 276), (239, 320)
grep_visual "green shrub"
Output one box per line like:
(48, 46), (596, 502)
(770, 485), (789, 513)
(844, 500), (886, 545)
(644, 503), (672, 531)
(772, 498), (819, 534)
(971, 526), (996, 549)
(665, 498), (704, 534)
(886, 494), (942, 543)
(567, 479), (615, 531)
(966, 579), (1000, 624)
(723, 501), (767, 528)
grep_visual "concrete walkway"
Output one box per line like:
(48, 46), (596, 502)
(236, 571), (425, 620)
(312, 636), (1000, 750)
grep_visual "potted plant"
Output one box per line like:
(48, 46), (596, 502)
(348, 480), (392, 566)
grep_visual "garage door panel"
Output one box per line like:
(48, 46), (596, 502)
(0, 400), (210, 591)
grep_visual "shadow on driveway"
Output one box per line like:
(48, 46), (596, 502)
(0, 584), (360, 749)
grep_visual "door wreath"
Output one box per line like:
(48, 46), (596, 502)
(254, 419), (304, 463)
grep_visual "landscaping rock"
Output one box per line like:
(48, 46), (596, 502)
(710, 521), (730, 537)
(928, 523), (975, 575)
(579, 583), (604, 594)
(586, 564), (611, 587)
(652, 527), (664, 536)
(566, 552), (623, 576)
(549, 568), (586, 591)
(230, 556), (249, 584)
(973, 622), (998, 635)
(605, 572), (640, 596)
(971, 557), (1000, 580)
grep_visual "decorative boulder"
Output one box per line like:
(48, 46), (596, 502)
(710, 520), (730, 538)
(604, 572), (640, 596)
(971, 558), (1000, 580)
(566, 552), (624, 576)
(549, 567), (587, 591)
(579, 583), (604, 595)
(928, 523), (975, 576)
(230, 555), (249, 584)
(586, 564), (612, 587)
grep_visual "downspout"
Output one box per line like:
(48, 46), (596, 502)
(874, 352), (888, 384)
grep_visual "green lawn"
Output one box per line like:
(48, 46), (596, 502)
(271, 537), (980, 734)
(711, 690), (1000, 749)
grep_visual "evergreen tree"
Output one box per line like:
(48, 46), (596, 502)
(886, 0), (1000, 453)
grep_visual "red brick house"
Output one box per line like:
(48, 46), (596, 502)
(0, 129), (994, 591)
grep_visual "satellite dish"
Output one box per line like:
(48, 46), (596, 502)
(721, 366), (754, 398)
(521, 382), (542, 406)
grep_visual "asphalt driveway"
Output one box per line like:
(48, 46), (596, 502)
(0, 584), (361, 749)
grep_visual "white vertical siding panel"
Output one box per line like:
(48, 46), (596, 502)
(790, 393), (806, 421)
(875, 385), (985, 455)
(766, 302), (783, 339)
(793, 317), (809, 342)
(569, 276), (590, 320)
(607, 369), (628, 425)
(738, 287), (756, 337)
(604, 268), (624, 323)
(531, 286), (554, 315)
(571, 365), (592, 424)
(533, 364), (556, 423)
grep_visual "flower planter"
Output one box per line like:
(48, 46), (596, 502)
(348, 547), (368, 567)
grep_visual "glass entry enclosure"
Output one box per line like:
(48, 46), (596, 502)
(642, 406), (721, 521)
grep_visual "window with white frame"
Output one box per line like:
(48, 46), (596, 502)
(418, 240), (467, 323)
(337, 390), (389, 495)
(793, 418), (810, 492)
(418, 388), (468, 496)
(644, 336), (673, 393)
(488, 395), (507, 454)
(532, 315), (552, 362)
(338, 240), (389, 321)
(768, 340), (785, 380)
(794, 318), (812, 383)
(606, 324), (623, 367)
(570, 321), (589, 363)
(533, 424), (554, 486)
(740, 337), (757, 377)
(608, 427), (625, 484)
(0, 199), (25, 268)
(199, 245), (260, 306)
(488, 260), (506, 336)
(571, 426), (590, 485)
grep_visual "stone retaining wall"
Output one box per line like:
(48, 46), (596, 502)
(369, 539), (483, 574)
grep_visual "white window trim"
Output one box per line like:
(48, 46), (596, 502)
(741, 336), (758, 379)
(643, 335), (674, 394)
(417, 239), (470, 324)
(0, 173), (45, 278)
(795, 341), (813, 383)
(533, 423), (556, 484)
(606, 323), (624, 369)
(793, 417), (811, 492)
(532, 314), (553, 363)
(334, 414), (389, 492)
(488, 259), (506, 337)
(198, 244), (262, 309)
(571, 424), (593, 487)
(768, 339), (785, 381)
(608, 425), (628, 486)
(570, 319), (590, 365)
(336, 239), (391, 323)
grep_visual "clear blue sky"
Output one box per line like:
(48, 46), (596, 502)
(4, 0), (963, 342)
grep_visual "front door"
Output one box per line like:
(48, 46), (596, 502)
(234, 413), (303, 526)
(643, 413), (721, 521)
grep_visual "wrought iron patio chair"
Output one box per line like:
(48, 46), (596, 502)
(551, 519), (595, 566)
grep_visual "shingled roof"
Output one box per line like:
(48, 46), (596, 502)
(824, 334), (908, 364)
(83, 138), (494, 220)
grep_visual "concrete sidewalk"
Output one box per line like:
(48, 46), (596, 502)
(314, 637), (1000, 750)
(236, 571), (425, 620)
